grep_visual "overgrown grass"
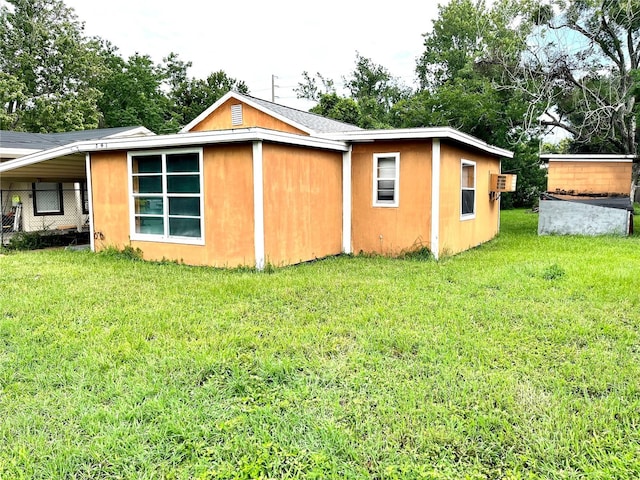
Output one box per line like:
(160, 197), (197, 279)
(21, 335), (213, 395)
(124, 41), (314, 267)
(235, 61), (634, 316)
(1, 210), (639, 479)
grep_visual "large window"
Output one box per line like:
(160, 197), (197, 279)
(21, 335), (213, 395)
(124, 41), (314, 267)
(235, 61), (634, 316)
(32, 182), (64, 216)
(373, 153), (400, 207)
(461, 160), (476, 219)
(129, 149), (204, 244)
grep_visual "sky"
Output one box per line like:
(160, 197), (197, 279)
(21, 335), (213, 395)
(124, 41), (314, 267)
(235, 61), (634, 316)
(62, 0), (446, 110)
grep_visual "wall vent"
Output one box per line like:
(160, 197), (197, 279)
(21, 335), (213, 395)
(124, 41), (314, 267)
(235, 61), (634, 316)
(231, 104), (243, 126)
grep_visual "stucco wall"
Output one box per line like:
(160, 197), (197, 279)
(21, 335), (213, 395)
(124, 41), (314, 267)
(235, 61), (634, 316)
(350, 140), (432, 255)
(189, 98), (308, 136)
(547, 160), (632, 195)
(438, 142), (501, 256)
(90, 145), (256, 267)
(262, 143), (343, 265)
(538, 200), (629, 236)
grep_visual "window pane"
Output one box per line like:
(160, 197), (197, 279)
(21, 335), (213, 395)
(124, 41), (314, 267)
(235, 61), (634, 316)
(136, 216), (164, 234)
(133, 175), (162, 194)
(167, 175), (200, 193)
(169, 197), (200, 216)
(167, 153), (199, 173)
(135, 197), (163, 215)
(462, 190), (475, 215)
(462, 164), (475, 188)
(133, 155), (162, 173)
(169, 217), (201, 237)
(377, 180), (395, 201)
(377, 158), (396, 179)
(35, 183), (61, 213)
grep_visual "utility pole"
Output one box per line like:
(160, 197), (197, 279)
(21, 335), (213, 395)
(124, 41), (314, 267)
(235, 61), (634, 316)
(271, 75), (278, 102)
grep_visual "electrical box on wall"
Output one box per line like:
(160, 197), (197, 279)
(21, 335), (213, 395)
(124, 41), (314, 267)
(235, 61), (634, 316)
(490, 173), (517, 192)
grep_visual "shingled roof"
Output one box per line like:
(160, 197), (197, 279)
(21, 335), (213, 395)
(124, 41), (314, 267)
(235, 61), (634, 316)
(243, 95), (362, 134)
(0, 126), (152, 152)
(180, 91), (362, 135)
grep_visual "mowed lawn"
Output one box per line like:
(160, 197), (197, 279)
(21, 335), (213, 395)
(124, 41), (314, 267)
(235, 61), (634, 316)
(0, 210), (639, 479)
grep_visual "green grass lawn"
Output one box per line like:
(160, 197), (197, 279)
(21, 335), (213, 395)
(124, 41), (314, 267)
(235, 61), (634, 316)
(1, 210), (639, 479)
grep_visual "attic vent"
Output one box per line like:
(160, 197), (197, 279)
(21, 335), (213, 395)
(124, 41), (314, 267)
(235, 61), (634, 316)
(231, 104), (243, 126)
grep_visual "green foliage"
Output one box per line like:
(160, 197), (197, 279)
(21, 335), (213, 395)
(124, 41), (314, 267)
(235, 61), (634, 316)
(0, 0), (104, 132)
(1, 211), (640, 478)
(98, 244), (144, 261)
(309, 93), (361, 126)
(542, 263), (565, 280)
(6, 231), (44, 250)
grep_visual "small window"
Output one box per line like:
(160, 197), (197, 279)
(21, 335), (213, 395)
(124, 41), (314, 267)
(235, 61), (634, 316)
(32, 182), (64, 216)
(231, 104), (243, 126)
(461, 160), (476, 219)
(373, 153), (400, 207)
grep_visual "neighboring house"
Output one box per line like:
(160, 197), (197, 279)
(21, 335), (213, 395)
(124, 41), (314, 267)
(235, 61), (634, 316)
(0, 92), (514, 267)
(538, 154), (635, 236)
(0, 127), (154, 236)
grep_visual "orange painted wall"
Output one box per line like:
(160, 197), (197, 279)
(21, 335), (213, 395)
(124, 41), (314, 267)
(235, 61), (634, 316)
(351, 141), (432, 255)
(547, 161), (632, 195)
(90, 145), (255, 267)
(438, 142), (501, 256)
(190, 98), (308, 136)
(262, 143), (343, 265)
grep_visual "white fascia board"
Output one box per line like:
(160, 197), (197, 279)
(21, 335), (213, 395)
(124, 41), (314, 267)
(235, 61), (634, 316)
(542, 154), (636, 162)
(323, 127), (514, 159)
(0, 147), (41, 158)
(0, 128), (349, 174)
(179, 91), (316, 136)
(102, 126), (156, 138)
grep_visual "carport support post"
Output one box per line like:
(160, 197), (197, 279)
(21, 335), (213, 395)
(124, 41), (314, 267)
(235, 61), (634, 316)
(85, 153), (95, 252)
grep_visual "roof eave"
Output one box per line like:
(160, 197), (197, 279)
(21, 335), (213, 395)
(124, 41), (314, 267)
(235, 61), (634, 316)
(0, 128), (349, 174)
(322, 127), (514, 158)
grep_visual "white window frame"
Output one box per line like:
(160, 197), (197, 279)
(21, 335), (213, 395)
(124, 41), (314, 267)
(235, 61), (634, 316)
(128, 147), (205, 245)
(460, 159), (476, 220)
(372, 152), (400, 207)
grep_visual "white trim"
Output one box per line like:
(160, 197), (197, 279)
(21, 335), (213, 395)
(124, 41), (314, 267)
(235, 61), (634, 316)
(431, 139), (440, 260)
(127, 147), (205, 246)
(0, 128), (349, 175)
(323, 127), (514, 159)
(180, 91), (316, 135)
(252, 141), (265, 270)
(542, 154), (635, 163)
(0, 147), (40, 158)
(85, 153), (95, 252)
(102, 126), (155, 139)
(460, 159), (476, 221)
(372, 152), (400, 207)
(342, 147), (352, 254)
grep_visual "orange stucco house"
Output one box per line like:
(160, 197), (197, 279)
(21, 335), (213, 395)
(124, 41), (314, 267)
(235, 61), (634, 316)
(0, 92), (514, 268)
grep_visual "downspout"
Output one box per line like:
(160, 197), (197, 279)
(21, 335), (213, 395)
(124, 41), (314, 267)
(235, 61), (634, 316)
(85, 153), (95, 252)
(431, 139), (441, 260)
(252, 141), (265, 270)
(342, 145), (352, 254)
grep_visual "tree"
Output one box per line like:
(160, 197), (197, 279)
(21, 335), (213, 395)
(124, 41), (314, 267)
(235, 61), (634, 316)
(413, 0), (545, 206)
(309, 93), (361, 126)
(343, 53), (411, 128)
(0, 0), (103, 131)
(96, 45), (180, 133)
(170, 68), (249, 128)
(511, 0), (640, 156)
